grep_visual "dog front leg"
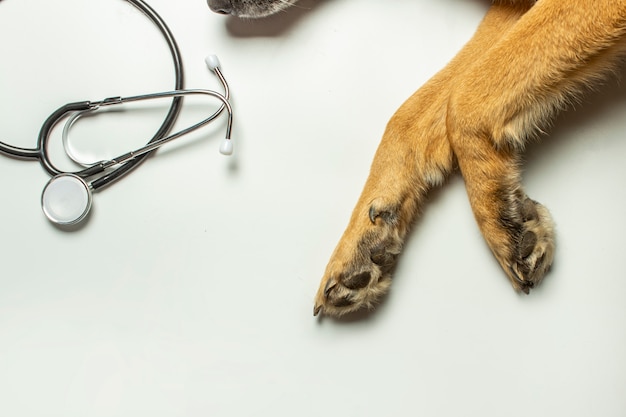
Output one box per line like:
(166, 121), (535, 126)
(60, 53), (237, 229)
(312, 87), (453, 317)
(312, 2), (538, 317)
(447, 0), (626, 291)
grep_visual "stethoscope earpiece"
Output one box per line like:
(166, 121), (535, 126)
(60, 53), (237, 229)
(219, 139), (233, 155)
(205, 54), (221, 70)
(41, 174), (93, 226)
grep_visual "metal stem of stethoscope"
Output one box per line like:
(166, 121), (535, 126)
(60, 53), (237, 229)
(82, 89), (233, 169)
(63, 64), (232, 169)
(95, 90), (233, 169)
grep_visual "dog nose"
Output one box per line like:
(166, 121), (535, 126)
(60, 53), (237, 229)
(207, 0), (232, 15)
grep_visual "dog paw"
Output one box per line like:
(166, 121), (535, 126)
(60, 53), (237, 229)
(313, 201), (405, 317)
(505, 198), (555, 293)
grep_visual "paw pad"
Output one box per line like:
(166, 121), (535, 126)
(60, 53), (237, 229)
(519, 230), (537, 259)
(341, 272), (372, 289)
(507, 198), (555, 292)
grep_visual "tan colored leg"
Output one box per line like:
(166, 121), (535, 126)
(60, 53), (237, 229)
(314, 3), (537, 316)
(448, 0), (626, 291)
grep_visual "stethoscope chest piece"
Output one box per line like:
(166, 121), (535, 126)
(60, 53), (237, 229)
(41, 174), (93, 226)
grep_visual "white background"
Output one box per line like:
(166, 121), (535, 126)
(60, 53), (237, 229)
(1, 0), (625, 416)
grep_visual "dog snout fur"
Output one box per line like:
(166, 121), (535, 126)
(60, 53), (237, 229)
(208, 0), (232, 15)
(207, 0), (301, 18)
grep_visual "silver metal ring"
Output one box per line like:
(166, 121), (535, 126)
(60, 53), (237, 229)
(41, 174), (93, 225)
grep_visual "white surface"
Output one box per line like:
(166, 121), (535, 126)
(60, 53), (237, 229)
(1, 0), (625, 416)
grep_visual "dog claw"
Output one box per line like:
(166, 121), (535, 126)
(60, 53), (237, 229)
(313, 304), (322, 316)
(368, 205), (397, 225)
(499, 197), (554, 294)
(509, 266), (524, 286)
(509, 265), (531, 294)
(323, 280), (337, 297)
(369, 206), (377, 224)
(509, 264), (536, 294)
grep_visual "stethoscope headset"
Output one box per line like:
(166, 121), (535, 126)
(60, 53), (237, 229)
(0, 0), (234, 227)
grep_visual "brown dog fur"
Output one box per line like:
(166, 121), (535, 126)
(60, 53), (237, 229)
(209, 0), (626, 317)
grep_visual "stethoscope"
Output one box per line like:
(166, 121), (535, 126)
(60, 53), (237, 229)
(0, 0), (234, 227)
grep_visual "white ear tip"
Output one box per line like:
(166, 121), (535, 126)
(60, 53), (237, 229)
(205, 54), (221, 70)
(219, 139), (233, 155)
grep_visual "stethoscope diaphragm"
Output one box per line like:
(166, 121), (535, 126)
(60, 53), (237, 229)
(41, 174), (93, 226)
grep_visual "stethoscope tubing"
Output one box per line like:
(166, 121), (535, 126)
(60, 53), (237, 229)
(0, 0), (185, 190)
(95, 0), (185, 190)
